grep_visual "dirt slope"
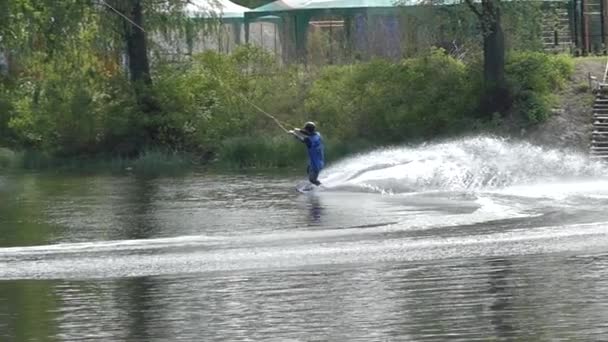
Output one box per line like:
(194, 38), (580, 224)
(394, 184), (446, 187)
(522, 58), (602, 153)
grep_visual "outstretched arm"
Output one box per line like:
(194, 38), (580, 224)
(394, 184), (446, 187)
(289, 129), (306, 142)
(289, 129), (313, 147)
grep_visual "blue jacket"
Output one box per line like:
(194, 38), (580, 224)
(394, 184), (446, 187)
(303, 132), (324, 171)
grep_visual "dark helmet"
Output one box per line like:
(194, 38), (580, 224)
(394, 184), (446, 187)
(303, 121), (316, 134)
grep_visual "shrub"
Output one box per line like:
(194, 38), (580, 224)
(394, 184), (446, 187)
(305, 49), (480, 144)
(215, 136), (305, 169)
(576, 82), (591, 93)
(0, 44), (578, 170)
(0, 83), (16, 147)
(131, 149), (192, 177)
(507, 52), (573, 93)
(7, 59), (142, 157)
(151, 46), (308, 154)
(214, 135), (374, 170)
(506, 52), (574, 124)
(0, 148), (16, 169)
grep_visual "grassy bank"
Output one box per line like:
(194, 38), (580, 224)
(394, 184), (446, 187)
(0, 47), (575, 173)
(0, 148), (194, 177)
(0, 137), (374, 175)
(214, 136), (374, 170)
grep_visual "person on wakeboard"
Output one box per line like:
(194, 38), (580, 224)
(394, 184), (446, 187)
(289, 122), (325, 187)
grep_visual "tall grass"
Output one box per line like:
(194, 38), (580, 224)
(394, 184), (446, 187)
(131, 150), (193, 177)
(215, 136), (305, 169)
(214, 136), (374, 170)
(0, 148), (194, 176)
(2, 137), (372, 174)
(0, 148), (18, 169)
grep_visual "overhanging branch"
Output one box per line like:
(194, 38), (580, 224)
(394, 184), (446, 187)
(464, 0), (483, 19)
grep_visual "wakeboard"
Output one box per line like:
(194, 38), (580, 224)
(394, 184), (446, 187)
(295, 182), (318, 193)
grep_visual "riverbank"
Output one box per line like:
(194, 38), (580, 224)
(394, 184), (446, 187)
(0, 49), (584, 174)
(522, 57), (601, 152)
(0, 137), (373, 176)
(0, 148), (194, 176)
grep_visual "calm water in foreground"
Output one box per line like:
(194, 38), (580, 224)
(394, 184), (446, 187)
(3, 138), (608, 341)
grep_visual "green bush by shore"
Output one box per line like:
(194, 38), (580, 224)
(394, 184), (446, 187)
(0, 148), (192, 176)
(0, 46), (574, 172)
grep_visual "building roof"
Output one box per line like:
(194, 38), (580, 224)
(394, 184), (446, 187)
(249, 0), (400, 12)
(248, 0), (568, 13)
(185, 0), (251, 19)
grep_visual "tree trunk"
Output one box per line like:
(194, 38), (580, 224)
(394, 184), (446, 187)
(108, 0), (160, 146)
(481, 1), (510, 113)
(124, 0), (151, 85)
(465, 0), (510, 114)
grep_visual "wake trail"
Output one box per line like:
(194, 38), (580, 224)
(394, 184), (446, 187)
(3, 220), (608, 280)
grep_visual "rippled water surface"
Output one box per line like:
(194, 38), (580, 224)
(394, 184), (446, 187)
(3, 137), (608, 341)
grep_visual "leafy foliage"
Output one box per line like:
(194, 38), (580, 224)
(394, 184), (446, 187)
(0, 43), (575, 169)
(0, 1), (577, 170)
(306, 49), (481, 143)
(149, 46), (309, 154)
(507, 51), (574, 123)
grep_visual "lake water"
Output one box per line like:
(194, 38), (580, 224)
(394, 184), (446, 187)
(3, 137), (608, 341)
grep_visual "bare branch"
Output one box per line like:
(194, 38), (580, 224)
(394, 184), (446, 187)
(463, 0), (483, 19)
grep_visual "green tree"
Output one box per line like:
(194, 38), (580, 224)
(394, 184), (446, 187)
(98, 0), (227, 143)
(464, 0), (510, 114)
(0, 0), (213, 153)
(105, 0), (152, 85)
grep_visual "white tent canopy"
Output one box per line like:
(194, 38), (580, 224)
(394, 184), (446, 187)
(154, 0), (281, 59)
(185, 0), (251, 19)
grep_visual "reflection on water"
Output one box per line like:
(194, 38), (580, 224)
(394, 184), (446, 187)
(2, 172), (608, 340)
(487, 258), (516, 340)
(0, 281), (57, 341)
(118, 178), (161, 240)
(305, 194), (324, 225)
(3, 255), (608, 341)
